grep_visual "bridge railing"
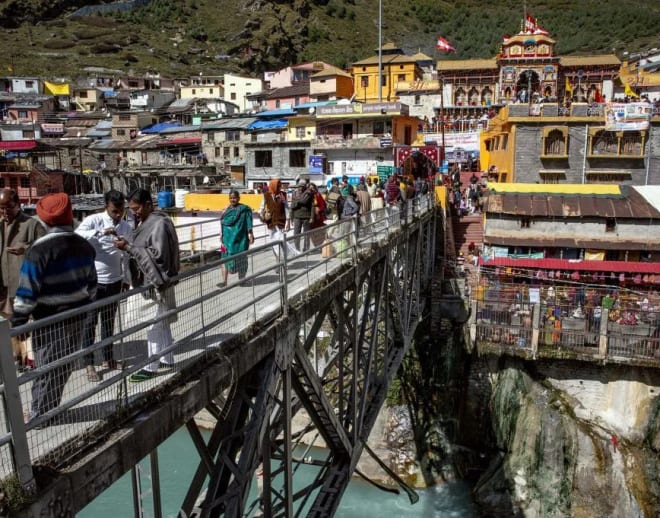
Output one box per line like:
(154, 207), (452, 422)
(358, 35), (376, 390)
(0, 194), (435, 493)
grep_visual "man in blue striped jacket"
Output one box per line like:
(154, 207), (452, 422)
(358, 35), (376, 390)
(12, 193), (97, 425)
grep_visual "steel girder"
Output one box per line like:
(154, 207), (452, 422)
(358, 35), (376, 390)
(181, 216), (433, 517)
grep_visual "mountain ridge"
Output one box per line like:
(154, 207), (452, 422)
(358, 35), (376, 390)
(1, 0), (658, 79)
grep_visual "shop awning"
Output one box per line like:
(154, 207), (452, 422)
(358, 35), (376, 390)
(0, 140), (37, 151)
(157, 137), (202, 146)
(479, 257), (660, 274)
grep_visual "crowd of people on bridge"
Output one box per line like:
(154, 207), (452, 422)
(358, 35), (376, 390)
(8, 175), (435, 427)
(1, 188), (180, 426)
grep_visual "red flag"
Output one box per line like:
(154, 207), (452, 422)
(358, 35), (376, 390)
(436, 36), (456, 53)
(525, 13), (536, 33)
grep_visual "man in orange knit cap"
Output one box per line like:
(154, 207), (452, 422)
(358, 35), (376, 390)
(13, 193), (97, 427)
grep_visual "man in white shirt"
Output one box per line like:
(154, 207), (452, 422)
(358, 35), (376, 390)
(76, 190), (132, 381)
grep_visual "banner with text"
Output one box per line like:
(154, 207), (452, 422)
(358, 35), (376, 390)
(423, 131), (480, 152)
(604, 102), (652, 131)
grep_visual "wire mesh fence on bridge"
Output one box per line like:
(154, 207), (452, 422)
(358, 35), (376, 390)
(0, 195), (435, 494)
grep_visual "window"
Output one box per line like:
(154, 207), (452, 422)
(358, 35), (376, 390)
(119, 114), (131, 121)
(25, 81), (34, 88)
(230, 92), (236, 100)
(520, 217), (531, 228)
(117, 129), (126, 136)
(234, 147), (240, 158)
(214, 147), (221, 158)
(501, 134), (508, 150)
(373, 121), (385, 136)
(589, 129), (618, 156)
(295, 126), (305, 139)
(209, 88), (214, 95)
(275, 100), (281, 108)
(620, 131), (644, 156)
(207, 132), (215, 142)
(605, 218), (616, 232)
(397, 74), (406, 82)
(79, 91), (88, 98)
(128, 80), (139, 88)
(18, 111), (28, 119)
(0, 179), (4, 188)
(20, 177), (30, 188)
(289, 150), (306, 167)
(192, 88), (196, 95)
(414, 95), (421, 105)
(361, 76), (369, 88)
(255, 150), (272, 167)
(543, 128), (567, 156)
(23, 130), (34, 139)
(381, 75), (387, 87)
(226, 130), (240, 141)
(223, 147), (230, 158)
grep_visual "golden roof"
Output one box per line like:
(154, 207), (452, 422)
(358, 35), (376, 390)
(352, 54), (421, 66)
(312, 65), (351, 79)
(559, 54), (621, 66)
(503, 33), (556, 45)
(436, 58), (498, 71)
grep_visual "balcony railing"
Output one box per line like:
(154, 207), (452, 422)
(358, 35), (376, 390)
(469, 297), (660, 364)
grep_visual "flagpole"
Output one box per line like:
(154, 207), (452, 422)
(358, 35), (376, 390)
(378, 0), (382, 102)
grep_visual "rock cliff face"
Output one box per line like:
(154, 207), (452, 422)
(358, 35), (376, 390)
(471, 360), (660, 517)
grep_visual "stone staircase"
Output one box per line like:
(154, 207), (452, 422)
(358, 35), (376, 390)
(452, 212), (483, 257)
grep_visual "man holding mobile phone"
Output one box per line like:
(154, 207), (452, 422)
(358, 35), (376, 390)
(75, 190), (132, 381)
(0, 189), (45, 368)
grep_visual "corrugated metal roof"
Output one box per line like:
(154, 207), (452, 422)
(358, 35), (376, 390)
(559, 54), (620, 66)
(160, 124), (200, 134)
(88, 135), (161, 150)
(202, 117), (257, 130)
(485, 186), (660, 219)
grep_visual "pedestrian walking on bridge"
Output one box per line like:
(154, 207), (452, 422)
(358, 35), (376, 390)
(114, 188), (179, 383)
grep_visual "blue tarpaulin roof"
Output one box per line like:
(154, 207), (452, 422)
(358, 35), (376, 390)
(141, 122), (182, 134)
(247, 119), (288, 130)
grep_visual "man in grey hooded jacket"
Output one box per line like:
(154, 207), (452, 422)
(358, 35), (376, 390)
(114, 188), (179, 382)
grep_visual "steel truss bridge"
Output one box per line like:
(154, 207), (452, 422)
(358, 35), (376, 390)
(0, 196), (437, 517)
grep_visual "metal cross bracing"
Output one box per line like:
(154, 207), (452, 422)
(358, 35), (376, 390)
(184, 214), (434, 517)
(0, 196), (436, 517)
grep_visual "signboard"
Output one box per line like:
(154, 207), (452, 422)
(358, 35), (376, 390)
(317, 102), (407, 117)
(529, 288), (540, 305)
(424, 131), (480, 151)
(308, 154), (324, 173)
(379, 137), (392, 148)
(604, 102), (652, 131)
(376, 165), (395, 180)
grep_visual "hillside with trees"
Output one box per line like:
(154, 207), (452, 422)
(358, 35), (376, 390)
(0, 0), (658, 78)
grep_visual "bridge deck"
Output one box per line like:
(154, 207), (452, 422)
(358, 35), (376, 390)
(0, 199), (436, 516)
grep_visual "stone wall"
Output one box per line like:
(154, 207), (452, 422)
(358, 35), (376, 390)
(514, 120), (660, 184)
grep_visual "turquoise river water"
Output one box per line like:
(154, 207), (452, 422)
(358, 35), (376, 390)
(78, 427), (478, 517)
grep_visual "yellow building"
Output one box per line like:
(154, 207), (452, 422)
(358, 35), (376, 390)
(350, 43), (426, 103)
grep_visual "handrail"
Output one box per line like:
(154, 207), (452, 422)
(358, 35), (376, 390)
(0, 194), (436, 492)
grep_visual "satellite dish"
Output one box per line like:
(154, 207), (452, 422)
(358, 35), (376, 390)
(309, 107), (315, 114)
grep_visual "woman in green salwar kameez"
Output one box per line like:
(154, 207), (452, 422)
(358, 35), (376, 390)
(219, 190), (254, 286)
